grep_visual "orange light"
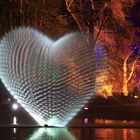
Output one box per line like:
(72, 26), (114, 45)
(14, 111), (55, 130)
(134, 95), (139, 99)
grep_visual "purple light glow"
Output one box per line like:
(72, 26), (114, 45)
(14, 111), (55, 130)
(84, 118), (89, 124)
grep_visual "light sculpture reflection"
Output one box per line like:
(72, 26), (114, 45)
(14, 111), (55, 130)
(0, 28), (106, 127)
(28, 128), (76, 140)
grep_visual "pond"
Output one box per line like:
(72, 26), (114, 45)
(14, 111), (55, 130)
(0, 127), (140, 140)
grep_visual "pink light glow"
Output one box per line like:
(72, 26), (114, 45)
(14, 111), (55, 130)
(84, 118), (89, 124)
(84, 107), (88, 110)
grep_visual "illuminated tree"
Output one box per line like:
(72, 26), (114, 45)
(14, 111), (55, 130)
(122, 45), (140, 96)
(65, 0), (140, 96)
(65, 0), (108, 47)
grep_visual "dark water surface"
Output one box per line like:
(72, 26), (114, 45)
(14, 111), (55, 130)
(0, 127), (140, 140)
(1, 106), (140, 140)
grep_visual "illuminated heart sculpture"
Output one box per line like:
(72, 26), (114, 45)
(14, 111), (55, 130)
(0, 28), (96, 127)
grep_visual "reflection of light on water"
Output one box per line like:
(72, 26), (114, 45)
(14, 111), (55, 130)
(27, 128), (76, 140)
(13, 128), (16, 134)
(123, 129), (135, 140)
(13, 116), (17, 125)
(28, 128), (45, 140)
(95, 128), (137, 139)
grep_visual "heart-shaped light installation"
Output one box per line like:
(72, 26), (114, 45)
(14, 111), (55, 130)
(0, 28), (97, 127)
